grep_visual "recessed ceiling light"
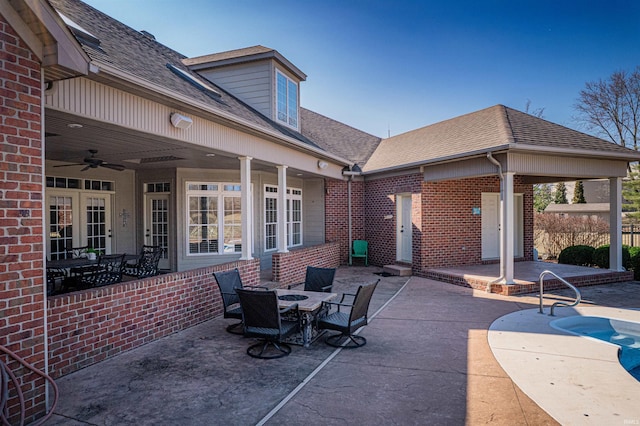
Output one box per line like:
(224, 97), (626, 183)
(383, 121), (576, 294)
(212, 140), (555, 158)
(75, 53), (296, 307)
(67, 123), (83, 129)
(296, 173), (303, 176)
(206, 153), (216, 157)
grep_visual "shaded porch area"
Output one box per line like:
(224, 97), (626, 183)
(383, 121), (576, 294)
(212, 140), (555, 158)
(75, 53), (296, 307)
(424, 261), (633, 295)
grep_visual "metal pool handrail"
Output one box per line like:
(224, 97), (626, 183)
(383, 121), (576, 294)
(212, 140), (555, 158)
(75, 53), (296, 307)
(538, 270), (582, 316)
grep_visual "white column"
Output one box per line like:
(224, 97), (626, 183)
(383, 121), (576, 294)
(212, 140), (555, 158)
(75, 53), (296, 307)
(609, 177), (623, 271)
(239, 156), (253, 260)
(503, 172), (515, 284)
(277, 165), (288, 253)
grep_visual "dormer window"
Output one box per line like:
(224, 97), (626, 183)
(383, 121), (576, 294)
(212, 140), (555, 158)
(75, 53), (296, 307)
(276, 70), (298, 129)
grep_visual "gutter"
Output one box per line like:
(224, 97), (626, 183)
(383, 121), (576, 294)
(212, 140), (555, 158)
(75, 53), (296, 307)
(362, 146), (511, 175)
(505, 143), (640, 161)
(86, 62), (353, 167)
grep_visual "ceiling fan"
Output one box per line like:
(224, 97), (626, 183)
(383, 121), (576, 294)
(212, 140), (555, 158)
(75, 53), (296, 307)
(54, 149), (125, 172)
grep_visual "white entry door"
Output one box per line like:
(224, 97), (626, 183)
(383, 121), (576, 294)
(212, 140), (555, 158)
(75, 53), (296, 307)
(145, 193), (170, 270)
(396, 194), (412, 262)
(81, 193), (112, 254)
(481, 192), (523, 259)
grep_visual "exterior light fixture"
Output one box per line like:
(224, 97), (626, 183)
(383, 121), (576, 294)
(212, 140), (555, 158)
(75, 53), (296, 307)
(67, 123), (83, 129)
(317, 160), (328, 169)
(170, 112), (193, 129)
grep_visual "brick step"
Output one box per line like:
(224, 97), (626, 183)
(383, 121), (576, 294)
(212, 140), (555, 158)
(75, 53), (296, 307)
(382, 264), (412, 276)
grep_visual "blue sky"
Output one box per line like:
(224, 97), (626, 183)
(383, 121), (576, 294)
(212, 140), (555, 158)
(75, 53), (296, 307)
(82, 0), (640, 138)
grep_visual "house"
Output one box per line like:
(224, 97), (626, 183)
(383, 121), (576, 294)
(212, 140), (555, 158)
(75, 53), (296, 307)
(544, 202), (611, 223)
(2, 0), (640, 422)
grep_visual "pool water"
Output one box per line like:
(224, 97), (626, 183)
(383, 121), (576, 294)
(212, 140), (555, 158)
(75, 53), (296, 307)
(551, 316), (640, 381)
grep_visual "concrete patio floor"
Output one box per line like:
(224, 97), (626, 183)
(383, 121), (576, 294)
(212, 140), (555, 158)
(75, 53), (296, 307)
(46, 266), (640, 425)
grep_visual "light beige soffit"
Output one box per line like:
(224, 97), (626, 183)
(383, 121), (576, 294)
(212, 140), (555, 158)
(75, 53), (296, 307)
(506, 143), (640, 161)
(362, 145), (511, 175)
(90, 61), (352, 166)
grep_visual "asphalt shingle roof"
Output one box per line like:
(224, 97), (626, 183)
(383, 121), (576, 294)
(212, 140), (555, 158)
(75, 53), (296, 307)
(300, 108), (381, 167)
(364, 104), (640, 172)
(49, 0), (323, 152)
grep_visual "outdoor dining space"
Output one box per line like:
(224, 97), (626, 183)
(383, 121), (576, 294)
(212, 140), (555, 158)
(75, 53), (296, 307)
(214, 266), (380, 357)
(45, 266), (640, 425)
(45, 245), (163, 295)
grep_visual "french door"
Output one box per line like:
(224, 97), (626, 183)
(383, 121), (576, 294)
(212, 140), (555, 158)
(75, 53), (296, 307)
(47, 190), (112, 259)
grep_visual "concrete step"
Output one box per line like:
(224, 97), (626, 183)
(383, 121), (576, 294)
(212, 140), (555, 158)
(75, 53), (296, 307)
(383, 264), (412, 276)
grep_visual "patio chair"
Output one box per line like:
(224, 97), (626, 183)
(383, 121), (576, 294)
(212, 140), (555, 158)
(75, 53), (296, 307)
(67, 245), (96, 279)
(79, 253), (126, 288)
(213, 269), (267, 335)
(288, 266), (336, 293)
(46, 266), (67, 296)
(350, 240), (368, 266)
(123, 245), (162, 278)
(235, 288), (301, 359)
(317, 280), (379, 348)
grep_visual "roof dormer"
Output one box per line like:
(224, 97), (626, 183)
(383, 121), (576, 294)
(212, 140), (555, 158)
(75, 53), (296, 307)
(184, 46), (306, 131)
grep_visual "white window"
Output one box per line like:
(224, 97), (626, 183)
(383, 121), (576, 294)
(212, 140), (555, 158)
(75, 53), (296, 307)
(287, 188), (302, 246)
(276, 70), (298, 129)
(264, 186), (278, 251)
(264, 185), (303, 250)
(186, 183), (242, 255)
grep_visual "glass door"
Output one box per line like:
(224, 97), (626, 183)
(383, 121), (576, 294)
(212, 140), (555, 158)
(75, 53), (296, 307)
(81, 194), (112, 254)
(47, 193), (77, 260)
(145, 194), (170, 270)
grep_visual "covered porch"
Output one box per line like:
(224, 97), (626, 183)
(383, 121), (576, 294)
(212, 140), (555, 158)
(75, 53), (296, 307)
(424, 261), (633, 295)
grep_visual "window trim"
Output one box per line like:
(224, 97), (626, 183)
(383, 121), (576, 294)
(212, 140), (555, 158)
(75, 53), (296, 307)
(185, 182), (244, 256)
(275, 70), (299, 130)
(264, 185), (303, 252)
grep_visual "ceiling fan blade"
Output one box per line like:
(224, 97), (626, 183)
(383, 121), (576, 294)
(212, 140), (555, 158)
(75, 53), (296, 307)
(53, 163), (85, 168)
(80, 165), (91, 172)
(101, 163), (125, 171)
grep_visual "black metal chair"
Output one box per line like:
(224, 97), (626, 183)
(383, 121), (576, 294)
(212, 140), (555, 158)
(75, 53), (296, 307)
(67, 245), (93, 279)
(317, 280), (379, 348)
(213, 269), (267, 335)
(79, 253), (126, 288)
(288, 266), (336, 293)
(123, 245), (162, 278)
(235, 288), (300, 359)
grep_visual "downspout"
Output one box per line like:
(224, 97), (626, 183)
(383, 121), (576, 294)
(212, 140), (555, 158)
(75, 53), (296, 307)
(342, 165), (362, 265)
(348, 176), (352, 265)
(41, 75), (50, 409)
(486, 152), (504, 293)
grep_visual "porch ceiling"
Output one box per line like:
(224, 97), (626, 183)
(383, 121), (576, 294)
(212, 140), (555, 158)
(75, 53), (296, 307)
(44, 110), (313, 176)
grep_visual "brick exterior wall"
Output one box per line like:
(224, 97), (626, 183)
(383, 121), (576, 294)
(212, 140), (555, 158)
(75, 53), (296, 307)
(46, 259), (259, 378)
(325, 179), (365, 264)
(271, 242), (340, 285)
(363, 173), (534, 275)
(0, 15), (47, 423)
(364, 174), (423, 267)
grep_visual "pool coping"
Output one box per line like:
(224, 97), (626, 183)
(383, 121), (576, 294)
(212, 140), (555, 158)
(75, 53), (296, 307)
(488, 306), (640, 425)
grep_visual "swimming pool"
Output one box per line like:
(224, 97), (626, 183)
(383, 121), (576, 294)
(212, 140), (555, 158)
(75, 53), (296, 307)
(551, 316), (640, 381)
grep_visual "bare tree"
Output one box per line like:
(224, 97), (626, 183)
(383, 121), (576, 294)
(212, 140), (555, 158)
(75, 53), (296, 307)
(525, 99), (545, 118)
(574, 67), (640, 150)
